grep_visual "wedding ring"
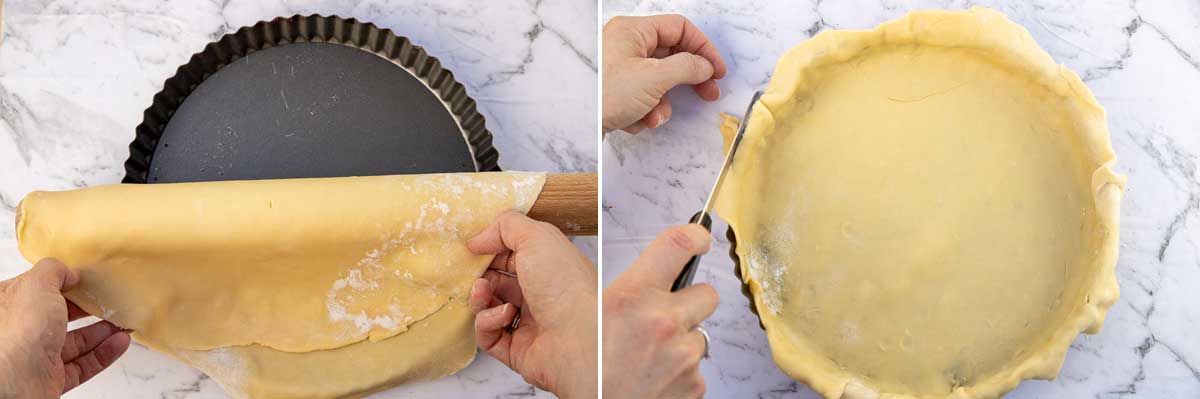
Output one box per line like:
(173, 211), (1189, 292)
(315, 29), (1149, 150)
(506, 306), (522, 334)
(694, 326), (711, 359)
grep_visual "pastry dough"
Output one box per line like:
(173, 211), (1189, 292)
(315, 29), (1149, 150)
(715, 8), (1124, 399)
(141, 299), (478, 398)
(17, 172), (546, 398)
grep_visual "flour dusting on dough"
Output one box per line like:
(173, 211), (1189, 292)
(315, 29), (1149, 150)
(328, 173), (530, 338)
(82, 290), (118, 320)
(748, 255), (785, 314)
(179, 346), (249, 398)
(326, 236), (414, 336)
(511, 174), (541, 206)
(323, 173), (544, 340)
(323, 211), (426, 338)
(748, 224), (795, 315)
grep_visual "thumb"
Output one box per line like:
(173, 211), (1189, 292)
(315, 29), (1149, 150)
(467, 212), (558, 256)
(21, 258), (79, 292)
(640, 52), (715, 96)
(617, 224), (711, 290)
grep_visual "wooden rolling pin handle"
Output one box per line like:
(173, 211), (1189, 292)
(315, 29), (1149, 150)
(528, 173), (597, 236)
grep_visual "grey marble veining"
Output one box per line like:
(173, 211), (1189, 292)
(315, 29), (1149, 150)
(602, 0), (1199, 397)
(0, 0), (596, 398)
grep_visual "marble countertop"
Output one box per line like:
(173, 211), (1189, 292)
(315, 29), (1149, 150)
(602, 0), (1199, 397)
(0, 0), (595, 398)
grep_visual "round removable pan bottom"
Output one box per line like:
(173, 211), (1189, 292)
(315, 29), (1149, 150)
(124, 15), (499, 183)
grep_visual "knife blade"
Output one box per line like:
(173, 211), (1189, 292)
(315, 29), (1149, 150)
(671, 90), (764, 292)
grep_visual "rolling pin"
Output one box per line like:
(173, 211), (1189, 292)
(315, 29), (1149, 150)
(14, 172), (597, 242)
(529, 172), (598, 236)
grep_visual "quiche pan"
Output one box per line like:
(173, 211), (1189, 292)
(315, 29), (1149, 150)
(715, 7), (1125, 399)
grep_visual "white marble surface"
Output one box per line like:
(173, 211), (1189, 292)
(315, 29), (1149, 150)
(0, 0), (596, 398)
(602, 0), (1200, 397)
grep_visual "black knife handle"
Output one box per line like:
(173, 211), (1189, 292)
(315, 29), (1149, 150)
(671, 211), (713, 292)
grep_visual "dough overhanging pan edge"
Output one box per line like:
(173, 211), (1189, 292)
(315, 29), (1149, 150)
(714, 7), (1125, 399)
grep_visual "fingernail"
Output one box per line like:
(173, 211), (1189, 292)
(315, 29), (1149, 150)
(482, 303), (507, 319)
(465, 234), (482, 249)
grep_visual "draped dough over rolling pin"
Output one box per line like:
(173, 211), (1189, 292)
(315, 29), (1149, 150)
(16, 172), (546, 355)
(714, 8), (1124, 399)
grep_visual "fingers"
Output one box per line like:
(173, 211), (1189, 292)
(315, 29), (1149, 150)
(467, 211), (573, 295)
(469, 279), (523, 369)
(684, 326), (709, 360)
(60, 320), (122, 362)
(646, 52), (715, 90)
(486, 251), (515, 273)
(652, 51), (705, 85)
(622, 122), (647, 134)
(61, 330), (130, 394)
(476, 303), (518, 334)
(67, 300), (91, 322)
(672, 284), (719, 328)
(663, 363), (707, 399)
(658, 325), (709, 399)
(473, 303), (518, 365)
(605, 14), (725, 133)
(621, 224), (712, 289)
(21, 258), (79, 291)
(642, 98), (673, 129)
(625, 98), (673, 133)
(666, 330), (709, 398)
(468, 278), (502, 314)
(467, 212), (561, 256)
(483, 269), (526, 308)
(641, 14), (727, 79)
(692, 79), (721, 102)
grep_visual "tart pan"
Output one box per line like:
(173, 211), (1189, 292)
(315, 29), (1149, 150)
(727, 228), (766, 330)
(717, 7), (1124, 399)
(123, 15), (499, 184)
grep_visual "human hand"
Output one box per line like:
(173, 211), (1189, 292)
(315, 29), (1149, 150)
(467, 212), (598, 399)
(602, 225), (718, 399)
(0, 258), (131, 398)
(602, 14), (727, 133)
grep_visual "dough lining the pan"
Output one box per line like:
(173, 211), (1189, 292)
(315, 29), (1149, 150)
(715, 8), (1124, 399)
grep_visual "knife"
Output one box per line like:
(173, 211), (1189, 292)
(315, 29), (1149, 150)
(671, 90), (764, 292)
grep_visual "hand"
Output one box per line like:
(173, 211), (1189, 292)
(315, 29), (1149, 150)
(603, 225), (718, 399)
(0, 258), (131, 398)
(467, 212), (598, 399)
(602, 14), (728, 133)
